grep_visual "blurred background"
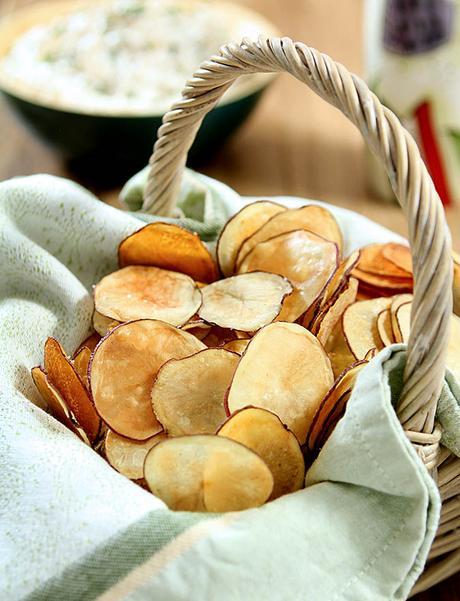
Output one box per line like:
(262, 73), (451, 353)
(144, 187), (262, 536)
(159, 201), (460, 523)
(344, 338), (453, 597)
(0, 1), (458, 598)
(1, 0), (458, 247)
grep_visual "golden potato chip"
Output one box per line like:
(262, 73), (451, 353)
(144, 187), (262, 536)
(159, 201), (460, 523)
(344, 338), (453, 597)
(357, 244), (412, 278)
(94, 265), (202, 327)
(105, 429), (167, 480)
(201, 325), (238, 348)
(44, 337), (100, 443)
(342, 297), (393, 360)
(382, 243), (413, 275)
(238, 230), (339, 322)
(307, 361), (366, 451)
(151, 348), (239, 436)
(93, 310), (120, 337)
(311, 277), (359, 347)
(390, 294), (413, 340)
(352, 268), (412, 291)
(324, 324), (357, 378)
(73, 346), (91, 387)
(319, 252), (360, 308)
(235, 205), (343, 269)
(198, 272), (293, 331)
(395, 302), (460, 384)
(217, 407), (305, 500)
(31, 366), (90, 445)
(118, 222), (217, 283)
(226, 322), (334, 443)
(376, 309), (395, 347)
(89, 320), (206, 440)
(217, 201), (286, 276)
(144, 435), (273, 512)
(74, 332), (101, 356)
(180, 317), (211, 340)
(222, 338), (251, 354)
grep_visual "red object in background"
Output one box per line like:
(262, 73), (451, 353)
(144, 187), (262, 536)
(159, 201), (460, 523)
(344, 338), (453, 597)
(414, 100), (452, 206)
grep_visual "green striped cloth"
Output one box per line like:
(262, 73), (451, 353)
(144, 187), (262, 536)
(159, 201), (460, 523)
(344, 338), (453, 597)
(1, 172), (459, 601)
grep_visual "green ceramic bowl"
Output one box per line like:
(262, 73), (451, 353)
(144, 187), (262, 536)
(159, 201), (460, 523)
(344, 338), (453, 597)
(0, 0), (276, 185)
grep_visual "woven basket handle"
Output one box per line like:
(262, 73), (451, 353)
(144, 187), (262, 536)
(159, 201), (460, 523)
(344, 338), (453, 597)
(144, 37), (453, 437)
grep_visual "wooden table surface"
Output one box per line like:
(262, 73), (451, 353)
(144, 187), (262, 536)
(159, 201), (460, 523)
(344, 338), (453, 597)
(0, 0), (459, 598)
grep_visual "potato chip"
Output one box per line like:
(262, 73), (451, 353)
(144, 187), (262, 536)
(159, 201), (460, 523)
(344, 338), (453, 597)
(198, 272), (293, 331)
(93, 310), (120, 337)
(319, 252), (360, 308)
(222, 338), (251, 354)
(151, 348), (239, 436)
(201, 325), (238, 348)
(342, 297), (393, 360)
(105, 429), (167, 480)
(357, 244), (412, 278)
(390, 294), (413, 341)
(144, 435), (273, 512)
(376, 309), (395, 347)
(31, 366), (90, 444)
(118, 222), (217, 283)
(238, 230), (339, 322)
(89, 319), (206, 440)
(180, 318), (211, 340)
(235, 205), (343, 270)
(382, 243), (413, 274)
(307, 361), (366, 451)
(324, 325), (357, 378)
(352, 268), (412, 291)
(217, 407), (305, 499)
(44, 337), (100, 443)
(94, 265), (202, 327)
(74, 332), (101, 356)
(395, 302), (460, 384)
(217, 201), (286, 276)
(73, 346), (91, 387)
(311, 277), (358, 347)
(226, 322), (334, 443)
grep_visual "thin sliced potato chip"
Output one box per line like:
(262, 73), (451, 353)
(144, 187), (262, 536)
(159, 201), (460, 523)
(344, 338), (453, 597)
(376, 309), (395, 347)
(236, 205), (342, 269)
(311, 277), (358, 347)
(144, 435), (273, 512)
(357, 244), (412, 278)
(73, 346), (91, 387)
(352, 268), (412, 291)
(342, 297), (393, 360)
(238, 230), (338, 322)
(44, 337), (100, 443)
(201, 325), (237, 348)
(118, 222), (217, 283)
(319, 251), (360, 309)
(390, 294), (413, 340)
(151, 348), (239, 436)
(198, 272), (293, 331)
(180, 318), (212, 340)
(324, 325), (356, 378)
(217, 407), (305, 500)
(31, 366), (90, 444)
(382, 243), (412, 274)
(217, 201), (286, 277)
(89, 319), (206, 440)
(74, 332), (101, 356)
(222, 338), (251, 354)
(94, 265), (201, 327)
(395, 302), (460, 383)
(93, 310), (120, 337)
(226, 322), (334, 443)
(307, 361), (366, 450)
(105, 429), (167, 480)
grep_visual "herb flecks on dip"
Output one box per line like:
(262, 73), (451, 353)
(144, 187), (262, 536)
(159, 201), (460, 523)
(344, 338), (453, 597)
(1, 0), (270, 115)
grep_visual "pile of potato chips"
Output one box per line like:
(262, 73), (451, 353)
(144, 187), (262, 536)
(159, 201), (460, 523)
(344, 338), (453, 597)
(31, 201), (460, 512)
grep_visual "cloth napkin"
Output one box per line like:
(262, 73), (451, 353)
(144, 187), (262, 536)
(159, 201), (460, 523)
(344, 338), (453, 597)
(0, 172), (459, 601)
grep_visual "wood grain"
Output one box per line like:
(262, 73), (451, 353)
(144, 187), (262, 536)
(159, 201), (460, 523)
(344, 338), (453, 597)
(0, 0), (458, 597)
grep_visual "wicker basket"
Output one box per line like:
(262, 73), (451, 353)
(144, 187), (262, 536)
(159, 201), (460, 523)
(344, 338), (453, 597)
(140, 37), (460, 596)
